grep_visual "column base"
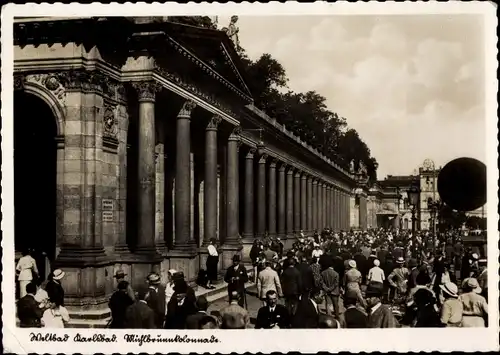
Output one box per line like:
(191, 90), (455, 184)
(54, 245), (110, 268)
(167, 249), (199, 283)
(241, 233), (255, 263)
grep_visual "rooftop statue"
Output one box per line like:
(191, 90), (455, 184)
(222, 15), (241, 50)
(349, 159), (355, 173)
(358, 160), (368, 176)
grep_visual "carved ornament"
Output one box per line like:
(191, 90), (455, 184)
(24, 73), (66, 105)
(103, 103), (118, 138)
(269, 159), (278, 169)
(207, 115), (223, 130)
(178, 99), (197, 118)
(259, 154), (268, 164)
(228, 125), (242, 140)
(246, 148), (256, 159)
(132, 81), (163, 103)
(14, 74), (25, 91)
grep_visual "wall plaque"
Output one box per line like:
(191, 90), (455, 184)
(102, 199), (114, 222)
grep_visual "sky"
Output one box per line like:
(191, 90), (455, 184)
(217, 15), (486, 179)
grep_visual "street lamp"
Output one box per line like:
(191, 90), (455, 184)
(428, 198), (441, 253)
(407, 184), (420, 256)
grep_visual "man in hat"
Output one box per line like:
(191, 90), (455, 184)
(224, 255), (248, 308)
(108, 280), (134, 328)
(365, 283), (398, 328)
(439, 282), (462, 327)
(114, 269), (135, 301)
(387, 257), (409, 304)
(147, 272), (166, 328)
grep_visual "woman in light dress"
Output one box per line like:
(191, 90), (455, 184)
(16, 249), (39, 298)
(459, 278), (488, 328)
(41, 298), (70, 328)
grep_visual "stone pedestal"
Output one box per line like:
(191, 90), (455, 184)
(168, 250), (199, 283)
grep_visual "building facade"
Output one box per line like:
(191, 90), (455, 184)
(13, 17), (357, 320)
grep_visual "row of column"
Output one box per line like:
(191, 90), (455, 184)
(131, 80), (352, 255)
(241, 153), (352, 241)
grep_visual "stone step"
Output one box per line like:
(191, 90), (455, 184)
(64, 265), (256, 328)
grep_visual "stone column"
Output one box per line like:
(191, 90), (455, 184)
(268, 159), (277, 238)
(306, 176), (313, 234)
(257, 153), (267, 238)
(326, 185), (330, 229)
(203, 115), (221, 246)
(334, 188), (339, 231)
(322, 183), (327, 230)
(174, 100), (197, 250)
(220, 126), (243, 271)
(155, 144), (166, 254)
(241, 148), (255, 262)
(135, 82), (161, 255)
(312, 179), (318, 232)
(317, 181), (323, 230)
(294, 170), (301, 234)
(286, 167), (294, 237)
(300, 173), (307, 232)
(359, 194), (367, 230)
(277, 163), (286, 239)
(242, 148), (255, 242)
(225, 127), (241, 244)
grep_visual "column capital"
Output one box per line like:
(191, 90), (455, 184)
(207, 114), (223, 130)
(301, 173), (308, 180)
(312, 178), (318, 184)
(294, 170), (302, 178)
(229, 125), (242, 141)
(246, 147), (256, 159)
(178, 99), (197, 118)
(278, 162), (287, 172)
(258, 153), (268, 164)
(132, 81), (163, 103)
(269, 158), (278, 168)
(287, 166), (295, 175)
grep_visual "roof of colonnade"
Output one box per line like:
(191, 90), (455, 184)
(14, 16), (357, 189)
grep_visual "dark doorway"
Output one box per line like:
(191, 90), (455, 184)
(14, 91), (57, 281)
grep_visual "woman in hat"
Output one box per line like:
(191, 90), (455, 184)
(387, 257), (409, 304)
(439, 282), (463, 327)
(45, 269), (65, 307)
(206, 238), (219, 289)
(459, 278), (488, 327)
(344, 260), (366, 309)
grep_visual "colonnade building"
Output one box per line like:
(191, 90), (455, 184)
(13, 17), (367, 319)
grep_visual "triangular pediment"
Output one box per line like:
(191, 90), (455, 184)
(164, 23), (254, 102)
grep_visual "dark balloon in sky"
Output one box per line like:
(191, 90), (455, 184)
(437, 157), (486, 212)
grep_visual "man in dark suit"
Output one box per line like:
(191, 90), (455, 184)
(124, 286), (156, 329)
(296, 254), (314, 299)
(343, 293), (368, 328)
(146, 272), (166, 328)
(255, 290), (290, 329)
(224, 255), (248, 308)
(292, 291), (323, 328)
(164, 275), (197, 329)
(280, 257), (302, 316)
(17, 282), (43, 328)
(108, 280), (134, 328)
(320, 258), (340, 320)
(185, 295), (213, 329)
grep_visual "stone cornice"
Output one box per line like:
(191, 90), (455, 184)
(243, 104), (355, 181)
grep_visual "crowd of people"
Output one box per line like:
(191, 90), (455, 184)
(16, 227), (489, 329)
(246, 227), (489, 328)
